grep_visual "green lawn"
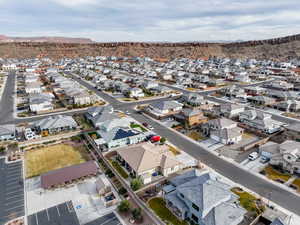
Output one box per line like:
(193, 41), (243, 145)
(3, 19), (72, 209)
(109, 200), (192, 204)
(130, 123), (147, 132)
(231, 187), (264, 215)
(110, 160), (129, 179)
(148, 198), (188, 225)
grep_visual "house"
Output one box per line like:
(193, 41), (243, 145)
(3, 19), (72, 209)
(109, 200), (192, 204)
(274, 100), (300, 112)
(239, 110), (283, 134)
(25, 82), (41, 94)
(284, 123), (300, 141)
(267, 140), (300, 174)
(97, 126), (146, 149)
(116, 143), (183, 184)
(162, 169), (246, 224)
(266, 90), (299, 101)
(182, 93), (205, 106)
(247, 96), (276, 106)
(244, 86), (266, 96)
(219, 103), (244, 118)
(221, 85), (247, 98)
(259, 141), (281, 160)
(129, 87), (144, 98)
(174, 108), (208, 127)
(29, 99), (53, 113)
(0, 124), (16, 141)
(85, 105), (116, 128)
(148, 100), (183, 117)
(202, 118), (243, 144)
(32, 115), (78, 135)
(264, 80), (294, 90)
(142, 81), (158, 90)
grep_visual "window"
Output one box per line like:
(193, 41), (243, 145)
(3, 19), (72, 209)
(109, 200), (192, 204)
(192, 203), (199, 211)
(191, 214), (198, 223)
(180, 193), (184, 198)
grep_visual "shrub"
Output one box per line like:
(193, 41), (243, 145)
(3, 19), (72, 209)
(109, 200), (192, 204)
(131, 208), (143, 221)
(130, 177), (143, 191)
(118, 200), (131, 213)
(160, 137), (166, 144)
(118, 187), (127, 195)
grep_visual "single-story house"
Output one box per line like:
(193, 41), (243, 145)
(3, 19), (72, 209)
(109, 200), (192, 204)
(116, 143), (183, 184)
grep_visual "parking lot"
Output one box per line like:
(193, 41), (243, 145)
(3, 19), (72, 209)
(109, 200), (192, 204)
(27, 201), (80, 225)
(85, 212), (122, 225)
(0, 158), (24, 224)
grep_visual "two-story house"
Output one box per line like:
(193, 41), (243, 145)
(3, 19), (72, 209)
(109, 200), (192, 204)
(269, 140), (300, 174)
(163, 169), (246, 225)
(239, 110), (283, 134)
(202, 118), (243, 144)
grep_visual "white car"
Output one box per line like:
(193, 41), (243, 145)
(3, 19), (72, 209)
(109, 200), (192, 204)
(148, 125), (154, 130)
(248, 152), (259, 161)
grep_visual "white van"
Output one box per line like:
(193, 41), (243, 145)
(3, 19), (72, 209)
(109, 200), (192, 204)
(248, 152), (259, 161)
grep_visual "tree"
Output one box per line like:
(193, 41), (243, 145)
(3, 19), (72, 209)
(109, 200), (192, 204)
(130, 177), (143, 191)
(131, 208), (143, 221)
(160, 137), (166, 144)
(118, 200), (131, 213)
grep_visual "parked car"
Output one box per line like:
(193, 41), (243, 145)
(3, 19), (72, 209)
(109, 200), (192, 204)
(260, 156), (270, 164)
(248, 152), (259, 161)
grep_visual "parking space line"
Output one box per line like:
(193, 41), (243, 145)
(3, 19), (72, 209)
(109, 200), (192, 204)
(35, 213), (39, 225)
(6, 193), (24, 200)
(46, 208), (50, 221)
(6, 189), (22, 195)
(101, 217), (117, 225)
(56, 205), (61, 216)
(6, 198), (24, 205)
(5, 186), (23, 192)
(5, 204), (24, 211)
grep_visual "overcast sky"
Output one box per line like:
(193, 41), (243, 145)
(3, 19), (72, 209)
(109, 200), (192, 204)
(1, 0), (300, 42)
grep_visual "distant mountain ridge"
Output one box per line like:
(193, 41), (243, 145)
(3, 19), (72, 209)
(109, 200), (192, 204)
(0, 35), (94, 43)
(0, 34), (299, 60)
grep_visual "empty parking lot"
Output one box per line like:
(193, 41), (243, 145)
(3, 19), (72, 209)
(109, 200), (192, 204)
(0, 158), (24, 224)
(28, 201), (80, 225)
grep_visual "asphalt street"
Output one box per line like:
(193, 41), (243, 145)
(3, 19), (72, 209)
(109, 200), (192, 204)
(0, 158), (24, 225)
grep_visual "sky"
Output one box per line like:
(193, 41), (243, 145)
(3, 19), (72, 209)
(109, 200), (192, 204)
(1, 0), (300, 42)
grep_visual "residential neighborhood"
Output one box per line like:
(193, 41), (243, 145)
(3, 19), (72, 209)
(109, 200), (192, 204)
(1, 55), (300, 225)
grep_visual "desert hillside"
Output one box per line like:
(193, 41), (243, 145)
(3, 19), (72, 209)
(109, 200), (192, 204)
(0, 34), (299, 60)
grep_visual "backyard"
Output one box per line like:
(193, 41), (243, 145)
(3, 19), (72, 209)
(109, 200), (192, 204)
(148, 197), (188, 225)
(187, 131), (205, 141)
(25, 142), (90, 178)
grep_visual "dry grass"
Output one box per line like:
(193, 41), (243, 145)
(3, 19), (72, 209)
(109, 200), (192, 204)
(25, 143), (90, 178)
(263, 165), (292, 182)
(187, 131), (204, 141)
(242, 132), (253, 139)
(167, 145), (181, 155)
(292, 179), (300, 192)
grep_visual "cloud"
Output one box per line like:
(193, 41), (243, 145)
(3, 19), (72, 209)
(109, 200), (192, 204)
(0, 0), (300, 41)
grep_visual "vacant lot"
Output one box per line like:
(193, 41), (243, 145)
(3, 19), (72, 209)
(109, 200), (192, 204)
(25, 143), (90, 178)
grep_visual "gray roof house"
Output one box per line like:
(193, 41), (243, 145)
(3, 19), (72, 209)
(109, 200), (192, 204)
(33, 115), (78, 134)
(85, 106), (116, 128)
(0, 124), (16, 141)
(148, 100), (183, 117)
(202, 118), (243, 145)
(163, 169), (246, 225)
(182, 93), (204, 106)
(239, 110), (283, 134)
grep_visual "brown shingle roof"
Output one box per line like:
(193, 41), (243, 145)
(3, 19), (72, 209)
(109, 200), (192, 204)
(41, 161), (99, 189)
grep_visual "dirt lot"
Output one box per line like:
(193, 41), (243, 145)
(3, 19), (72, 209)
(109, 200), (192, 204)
(25, 142), (90, 178)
